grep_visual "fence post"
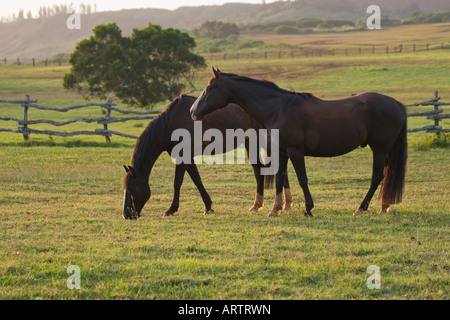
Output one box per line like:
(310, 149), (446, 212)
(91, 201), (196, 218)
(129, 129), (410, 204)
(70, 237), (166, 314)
(22, 95), (30, 140)
(434, 90), (440, 136)
(103, 98), (112, 142)
(32, 58), (35, 66)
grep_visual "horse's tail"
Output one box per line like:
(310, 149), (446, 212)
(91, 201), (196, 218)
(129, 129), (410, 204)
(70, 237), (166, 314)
(264, 174), (274, 189)
(379, 104), (407, 205)
(261, 131), (275, 189)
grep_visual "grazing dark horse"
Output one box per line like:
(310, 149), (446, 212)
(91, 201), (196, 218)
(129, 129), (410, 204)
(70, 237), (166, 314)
(123, 94), (293, 219)
(191, 69), (407, 217)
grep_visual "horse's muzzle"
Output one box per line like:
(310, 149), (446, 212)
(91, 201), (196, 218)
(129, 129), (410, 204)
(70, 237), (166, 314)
(190, 93), (204, 120)
(190, 107), (200, 121)
(123, 191), (140, 220)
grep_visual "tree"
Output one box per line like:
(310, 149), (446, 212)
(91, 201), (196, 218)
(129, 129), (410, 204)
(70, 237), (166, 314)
(64, 23), (205, 108)
(194, 21), (239, 39)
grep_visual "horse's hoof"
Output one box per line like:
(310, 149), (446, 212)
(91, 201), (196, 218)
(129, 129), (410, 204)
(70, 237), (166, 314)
(204, 209), (214, 215)
(248, 205), (263, 212)
(284, 203), (293, 211)
(162, 211), (175, 218)
(303, 211), (313, 217)
(353, 209), (364, 216)
(267, 210), (279, 217)
(126, 214), (140, 220)
(380, 204), (390, 214)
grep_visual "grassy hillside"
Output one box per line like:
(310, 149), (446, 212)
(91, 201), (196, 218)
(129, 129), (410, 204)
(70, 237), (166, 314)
(1, 0), (450, 59)
(0, 48), (449, 299)
(240, 22), (450, 50)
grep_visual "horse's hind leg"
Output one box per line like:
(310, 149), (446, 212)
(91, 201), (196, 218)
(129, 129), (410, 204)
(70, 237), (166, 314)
(164, 164), (186, 217)
(186, 163), (214, 215)
(354, 152), (386, 216)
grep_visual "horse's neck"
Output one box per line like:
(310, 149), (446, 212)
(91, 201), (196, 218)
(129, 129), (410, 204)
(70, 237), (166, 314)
(228, 81), (280, 128)
(132, 131), (165, 180)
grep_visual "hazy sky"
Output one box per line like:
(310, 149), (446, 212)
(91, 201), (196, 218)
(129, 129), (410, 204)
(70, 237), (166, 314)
(0, 0), (279, 17)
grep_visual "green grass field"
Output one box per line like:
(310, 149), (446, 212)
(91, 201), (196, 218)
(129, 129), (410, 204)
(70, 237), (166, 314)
(0, 37), (449, 299)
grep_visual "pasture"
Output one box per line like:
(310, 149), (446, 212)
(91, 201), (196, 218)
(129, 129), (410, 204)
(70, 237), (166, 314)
(0, 48), (449, 299)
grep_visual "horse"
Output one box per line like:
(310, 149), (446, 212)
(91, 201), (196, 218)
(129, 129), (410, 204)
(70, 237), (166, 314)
(122, 94), (293, 219)
(190, 68), (407, 217)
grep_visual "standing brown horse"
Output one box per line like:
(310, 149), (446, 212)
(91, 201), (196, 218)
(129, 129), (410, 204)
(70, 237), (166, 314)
(123, 94), (292, 219)
(191, 69), (407, 217)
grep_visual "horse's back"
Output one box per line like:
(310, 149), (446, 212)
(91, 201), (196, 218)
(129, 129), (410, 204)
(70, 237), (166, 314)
(283, 92), (405, 156)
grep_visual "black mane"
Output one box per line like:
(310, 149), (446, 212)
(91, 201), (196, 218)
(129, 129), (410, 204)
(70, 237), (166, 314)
(219, 72), (313, 100)
(130, 95), (184, 171)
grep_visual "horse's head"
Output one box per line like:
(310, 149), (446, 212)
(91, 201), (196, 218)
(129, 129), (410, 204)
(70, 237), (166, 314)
(122, 165), (150, 219)
(190, 67), (230, 120)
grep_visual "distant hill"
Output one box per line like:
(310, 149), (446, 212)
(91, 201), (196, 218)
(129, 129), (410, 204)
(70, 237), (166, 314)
(1, 0), (449, 60)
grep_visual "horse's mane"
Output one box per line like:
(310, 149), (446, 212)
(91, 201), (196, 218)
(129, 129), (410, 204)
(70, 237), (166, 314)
(218, 72), (313, 100)
(130, 95), (186, 171)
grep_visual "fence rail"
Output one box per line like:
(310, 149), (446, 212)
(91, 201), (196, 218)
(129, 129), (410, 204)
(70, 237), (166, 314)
(3, 42), (449, 65)
(207, 41), (450, 61)
(2, 57), (68, 66)
(1, 92), (448, 141)
(0, 95), (158, 141)
(406, 91), (450, 134)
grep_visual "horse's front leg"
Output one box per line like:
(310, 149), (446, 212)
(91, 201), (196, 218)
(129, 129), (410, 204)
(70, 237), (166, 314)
(248, 162), (265, 211)
(163, 164), (186, 218)
(283, 173), (293, 210)
(245, 139), (265, 212)
(287, 148), (314, 217)
(268, 154), (288, 217)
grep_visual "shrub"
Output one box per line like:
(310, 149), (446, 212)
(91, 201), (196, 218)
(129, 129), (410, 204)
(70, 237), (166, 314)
(274, 25), (301, 35)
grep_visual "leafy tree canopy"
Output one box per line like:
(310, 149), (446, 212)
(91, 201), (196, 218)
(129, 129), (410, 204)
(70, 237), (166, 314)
(64, 23), (205, 108)
(194, 20), (239, 39)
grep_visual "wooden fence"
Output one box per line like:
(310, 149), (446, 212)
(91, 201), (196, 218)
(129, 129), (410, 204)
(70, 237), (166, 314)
(4, 42), (449, 65)
(208, 41), (450, 61)
(1, 92), (448, 142)
(407, 91), (450, 134)
(0, 95), (158, 141)
(2, 57), (68, 66)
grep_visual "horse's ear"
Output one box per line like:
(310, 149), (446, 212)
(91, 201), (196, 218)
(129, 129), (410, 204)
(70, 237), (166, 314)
(212, 67), (220, 79)
(128, 166), (136, 176)
(123, 165), (136, 176)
